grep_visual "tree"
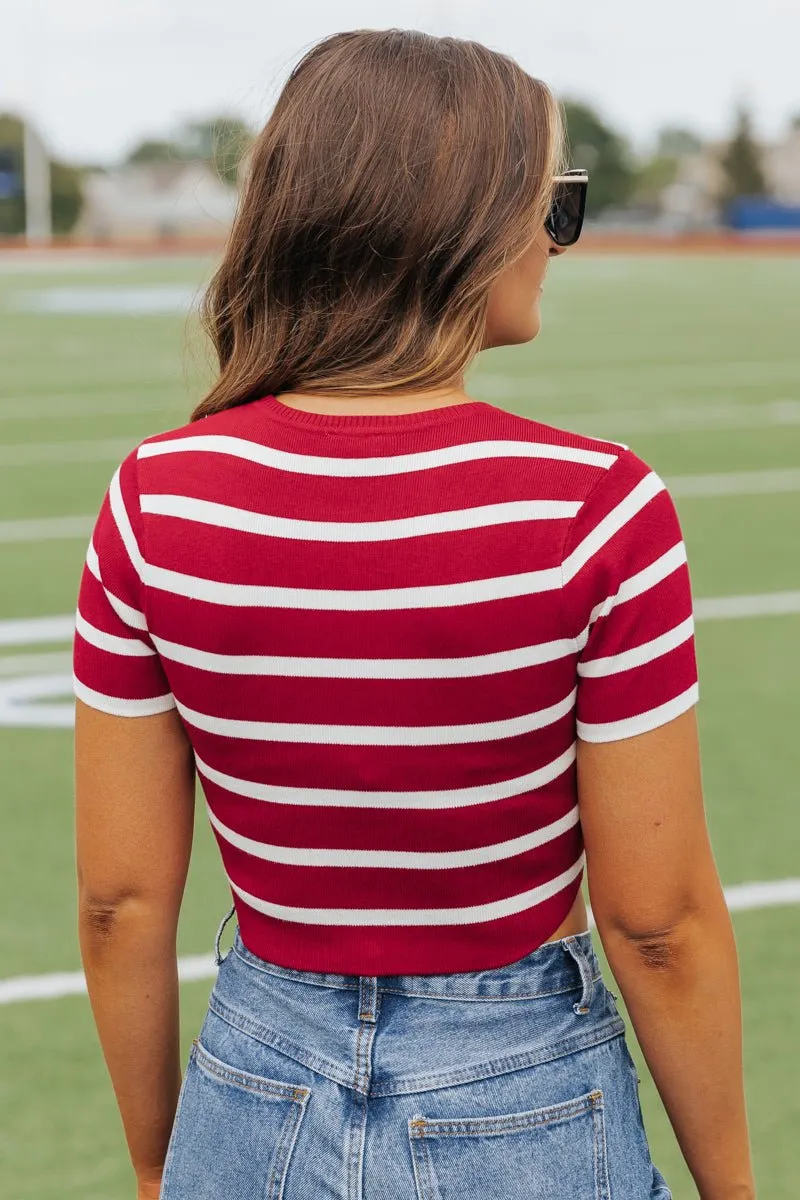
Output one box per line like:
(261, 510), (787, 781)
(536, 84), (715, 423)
(718, 105), (768, 204)
(126, 139), (178, 165)
(181, 117), (254, 185)
(559, 100), (637, 216)
(631, 154), (680, 210)
(655, 127), (703, 158)
(124, 116), (254, 185)
(0, 112), (84, 236)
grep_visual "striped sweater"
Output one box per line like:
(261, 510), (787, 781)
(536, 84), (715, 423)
(73, 395), (699, 974)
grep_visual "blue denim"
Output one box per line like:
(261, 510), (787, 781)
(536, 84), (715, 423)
(160, 909), (671, 1198)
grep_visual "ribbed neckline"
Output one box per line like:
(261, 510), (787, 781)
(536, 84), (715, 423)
(256, 393), (492, 432)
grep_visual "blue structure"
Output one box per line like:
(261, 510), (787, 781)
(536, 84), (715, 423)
(725, 196), (800, 231)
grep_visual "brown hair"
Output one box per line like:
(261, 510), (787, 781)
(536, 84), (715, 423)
(191, 29), (567, 421)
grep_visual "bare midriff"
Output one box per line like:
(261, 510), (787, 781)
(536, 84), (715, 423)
(541, 885), (590, 944)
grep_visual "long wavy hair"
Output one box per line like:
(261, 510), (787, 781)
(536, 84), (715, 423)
(191, 29), (567, 421)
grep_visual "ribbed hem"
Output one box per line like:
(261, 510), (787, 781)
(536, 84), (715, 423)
(256, 394), (492, 432)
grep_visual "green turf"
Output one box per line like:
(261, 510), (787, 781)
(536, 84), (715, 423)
(0, 252), (798, 1198)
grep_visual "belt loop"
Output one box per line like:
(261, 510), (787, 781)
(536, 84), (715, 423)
(562, 935), (595, 1015)
(213, 904), (236, 966)
(358, 975), (378, 1023)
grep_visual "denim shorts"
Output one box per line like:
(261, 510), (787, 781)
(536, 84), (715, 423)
(160, 908), (671, 1199)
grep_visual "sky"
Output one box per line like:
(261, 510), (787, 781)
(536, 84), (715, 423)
(4, 0), (799, 165)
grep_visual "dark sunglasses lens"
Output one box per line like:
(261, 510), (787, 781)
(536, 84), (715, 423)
(547, 181), (585, 246)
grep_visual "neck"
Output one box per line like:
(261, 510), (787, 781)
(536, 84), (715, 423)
(274, 383), (470, 416)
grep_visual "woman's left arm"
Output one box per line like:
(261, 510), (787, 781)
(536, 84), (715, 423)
(75, 697), (196, 1197)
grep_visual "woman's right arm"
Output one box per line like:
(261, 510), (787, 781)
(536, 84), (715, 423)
(577, 707), (755, 1200)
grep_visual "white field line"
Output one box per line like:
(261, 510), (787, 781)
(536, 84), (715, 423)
(2, 465), (799, 545)
(0, 515), (94, 543)
(553, 399), (800, 436)
(0, 438), (137, 466)
(0, 651), (72, 677)
(667, 468), (800, 498)
(693, 591), (800, 620)
(0, 615), (76, 645)
(1, 877), (798, 1006)
(2, 388), (800, 431)
(473, 361), (800, 399)
(0, 396), (179, 421)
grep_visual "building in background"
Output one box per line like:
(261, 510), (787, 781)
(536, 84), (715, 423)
(661, 123), (800, 230)
(75, 159), (238, 242)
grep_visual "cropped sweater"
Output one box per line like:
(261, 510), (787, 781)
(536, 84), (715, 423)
(73, 396), (699, 975)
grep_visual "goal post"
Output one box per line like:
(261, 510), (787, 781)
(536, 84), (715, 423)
(23, 120), (52, 244)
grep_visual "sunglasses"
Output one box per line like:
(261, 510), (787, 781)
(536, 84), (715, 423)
(544, 169), (589, 247)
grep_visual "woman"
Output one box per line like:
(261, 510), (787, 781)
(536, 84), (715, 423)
(73, 29), (755, 1200)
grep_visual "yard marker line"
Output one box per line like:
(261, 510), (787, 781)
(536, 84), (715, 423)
(473, 360), (800, 396)
(0, 615), (76, 645)
(666, 468), (800, 498)
(0, 515), (94, 543)
(0, 651), (72, 677)
(1, 879), (798, 1005)
(0, 396), (176, 421)
(551, 399), (800, 436)
(693, 591), (800, 620)
(0, 439), (137, 466)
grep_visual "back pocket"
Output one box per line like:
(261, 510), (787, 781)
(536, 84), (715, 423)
(160, 1038), (310, 1200)
(408, 1088), (609, 1200)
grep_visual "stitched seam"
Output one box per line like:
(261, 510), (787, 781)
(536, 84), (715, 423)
(409, 1090), (602, 1137)
(207, 993), (348, 1087)
(370, 1019), (626, 1096)
(193, 1039), (309, 1100)
(559, 446), (631, 648)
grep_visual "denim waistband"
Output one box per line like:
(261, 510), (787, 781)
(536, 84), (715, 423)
(219, 915), (600, 1003)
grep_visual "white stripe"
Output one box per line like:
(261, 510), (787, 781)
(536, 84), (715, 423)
(562, 472), (665, 582)
(138, 434), (618, 474)
(73, 676), (175, 717)
(578, 616), (695, 678)
(576, 683), (699, 743)
(206, 801), (580, 869)
(152, 633), (580, 678)
(177, 687), (576, 746)
(108, 468), (145, 577)
(194, 744), (577, 810)
(75, 610), (155, 657)
(226, 853), (586, 927)
(1, 581), (796, 661)
(85, 542), (149, 631)
(2, 875), (798, 1004)
(141, 494), (581, 541)
(6, 462), (798, 547)
(588, 543), (688, 625)
(142, 560), (564, 611)
(134, 479), (659, 609)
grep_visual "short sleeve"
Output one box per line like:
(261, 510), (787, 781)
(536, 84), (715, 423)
(562, 448), (699, 743)
(72, 447), (175, 717)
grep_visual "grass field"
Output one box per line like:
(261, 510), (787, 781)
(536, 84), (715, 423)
(1, 249), (799, 1199)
